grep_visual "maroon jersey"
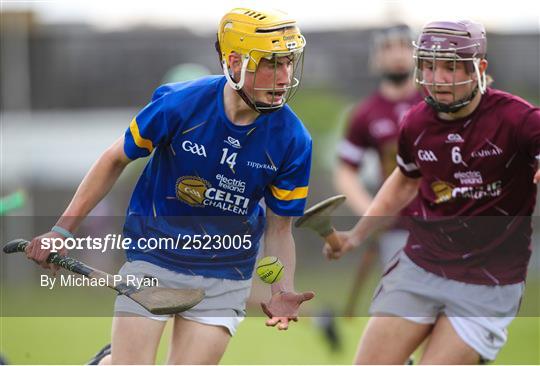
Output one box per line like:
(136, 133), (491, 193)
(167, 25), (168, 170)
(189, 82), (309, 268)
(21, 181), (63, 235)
(339, 90), (423, 179)
(338, 90), (423, 225)
(397, 88), (540, 285)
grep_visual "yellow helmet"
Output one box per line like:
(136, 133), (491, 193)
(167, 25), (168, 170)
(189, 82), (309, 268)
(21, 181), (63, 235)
(218, 8), (305, 73)
(217, 8), (306, 113)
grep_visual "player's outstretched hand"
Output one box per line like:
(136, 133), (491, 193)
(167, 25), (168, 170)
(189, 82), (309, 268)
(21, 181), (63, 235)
(261, 291), (315, 330)
(322, 230), (357, 260)
(26, 231), (68, 275)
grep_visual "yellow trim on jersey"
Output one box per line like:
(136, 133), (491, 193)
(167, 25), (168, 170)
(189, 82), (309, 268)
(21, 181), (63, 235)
(270, 185), (309, 201)
(182, 121), (207, 135)
(129, 118), (154, 153)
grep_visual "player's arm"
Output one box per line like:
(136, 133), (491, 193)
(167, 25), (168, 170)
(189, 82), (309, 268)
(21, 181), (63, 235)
(263, 208), (296, 293)
(527, 111), (540, 184)
(27, 86), (176, 269)
(325, 109), (420, 259)
(517, 109), (540, 183)
(26, 137), (132, 267)
(350, 167), (419, 242)
(260, 128), (314, 330)
(333, 162), (373, 216)
(334, 106), (373, 215)
(260, 207), (314, 330)
(57, 136), (131, 231)
(324, 167), (420, 259)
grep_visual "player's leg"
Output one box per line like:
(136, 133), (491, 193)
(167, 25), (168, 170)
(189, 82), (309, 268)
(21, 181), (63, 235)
(166, 282), (249, 364)
(94, 317), (166, 365)
(166, 316), (231, 364)
(423, 274), (524, 364)
(163, 267), (251, 364)
(355, 315), (432, 364)
(344, 241), (379, 317)
(419, 314), (480, 364)
(109, 314), (167, 364)
(358, 251), (444, 364)
(377, 230), (424, 364)
(105, 261), (170, 364)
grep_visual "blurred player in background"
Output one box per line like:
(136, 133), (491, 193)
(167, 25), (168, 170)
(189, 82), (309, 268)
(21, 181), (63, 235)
(324, 20), (540, 364)
(26, 8), (314, 365)
(334, 24), (422, 316)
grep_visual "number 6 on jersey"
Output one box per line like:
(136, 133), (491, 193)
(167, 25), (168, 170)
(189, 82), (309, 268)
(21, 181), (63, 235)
(451, 146), (463, 164)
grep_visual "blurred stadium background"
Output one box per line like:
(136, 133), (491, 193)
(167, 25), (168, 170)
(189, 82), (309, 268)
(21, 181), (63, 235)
(1, 1), (539, 364)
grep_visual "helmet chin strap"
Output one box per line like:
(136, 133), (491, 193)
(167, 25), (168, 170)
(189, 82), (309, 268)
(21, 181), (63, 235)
(223, 56), (284, 114)
(236, 88), (282, 114)
(425, 86), (479, 114)
(223, 56), (250, 90)
(473, 58), (487, 94)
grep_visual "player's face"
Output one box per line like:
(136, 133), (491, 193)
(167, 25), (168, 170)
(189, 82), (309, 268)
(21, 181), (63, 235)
(245, 55), (294, 106)
(376, 38), (414, 74)
(420, 59), (474, 104)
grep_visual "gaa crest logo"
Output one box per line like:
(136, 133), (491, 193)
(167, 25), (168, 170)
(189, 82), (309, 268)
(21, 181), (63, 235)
(431, 181), (455, 204)
(176, 176), (211, 207)
(225, 136), (241, 149)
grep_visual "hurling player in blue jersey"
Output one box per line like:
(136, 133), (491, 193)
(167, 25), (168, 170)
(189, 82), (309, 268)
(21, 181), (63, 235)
(26, 8), (315, 364)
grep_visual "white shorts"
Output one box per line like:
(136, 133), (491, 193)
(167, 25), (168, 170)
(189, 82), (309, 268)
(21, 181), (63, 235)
(370, 251), (524, 361)
(114, 260), (252, 336)
(378, 229), (408, 266)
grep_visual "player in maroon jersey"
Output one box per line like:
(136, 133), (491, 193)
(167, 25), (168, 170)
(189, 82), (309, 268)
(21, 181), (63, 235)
(334, 24), (423, 316)
(324, 20), (540, 364)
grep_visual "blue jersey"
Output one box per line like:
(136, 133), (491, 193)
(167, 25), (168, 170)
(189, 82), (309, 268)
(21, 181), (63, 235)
(123, 76), (312, 280)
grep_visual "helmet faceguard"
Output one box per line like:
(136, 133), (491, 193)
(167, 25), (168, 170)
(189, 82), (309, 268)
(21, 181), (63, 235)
(217, 8), (306, 114)
(413, 20), (487, 113)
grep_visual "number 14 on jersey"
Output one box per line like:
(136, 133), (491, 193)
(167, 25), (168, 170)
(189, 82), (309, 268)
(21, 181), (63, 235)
(220, 148), (238, 172)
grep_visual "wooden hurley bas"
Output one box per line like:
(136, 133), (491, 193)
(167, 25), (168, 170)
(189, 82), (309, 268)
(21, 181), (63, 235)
(294, 195), (346, 250)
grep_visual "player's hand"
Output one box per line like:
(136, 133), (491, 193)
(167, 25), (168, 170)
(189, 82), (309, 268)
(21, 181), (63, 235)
(322, 230), (357, 260)
(26, 231), (68, 275)
(260, 291), (315, 330)
(534, 168), (540, 184)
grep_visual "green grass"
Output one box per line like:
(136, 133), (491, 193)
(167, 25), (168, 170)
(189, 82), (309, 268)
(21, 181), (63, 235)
(1, 316), (538, 364)
(1, 260), (538, 364)
(1, 267), (538, 364)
